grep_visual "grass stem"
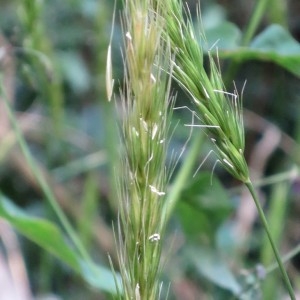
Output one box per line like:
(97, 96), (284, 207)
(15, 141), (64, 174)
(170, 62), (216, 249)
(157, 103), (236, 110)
(245, 181), (295, 300)
(0, 84), (93, 270)
(161, 133), (204, 229)
(225, 0), (271, 85)
(242, 0), (271, 46)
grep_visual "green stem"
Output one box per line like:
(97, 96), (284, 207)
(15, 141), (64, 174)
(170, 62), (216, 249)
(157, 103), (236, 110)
(267, 244), (300, 274)
(242, 0), (271, 46)
(224, 0), (271, 85)
(245, 181), (295, 300)
(229, 167), (299, 195)
(0, 85), (93, 268)
(161, 133), (204, 229)
(268, 0), (287, 27)
(241, 242), (300, 297)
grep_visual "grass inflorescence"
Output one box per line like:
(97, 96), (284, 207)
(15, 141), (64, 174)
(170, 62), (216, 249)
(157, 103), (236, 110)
(116, 0), (172, 299)
(160, 0), (249, 184)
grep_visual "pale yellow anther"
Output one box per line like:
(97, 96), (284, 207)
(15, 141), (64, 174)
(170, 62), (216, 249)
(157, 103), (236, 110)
(106, 44), (114, 102)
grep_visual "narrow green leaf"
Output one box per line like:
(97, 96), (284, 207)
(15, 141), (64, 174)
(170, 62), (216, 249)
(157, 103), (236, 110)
(0, 194), (120, 294)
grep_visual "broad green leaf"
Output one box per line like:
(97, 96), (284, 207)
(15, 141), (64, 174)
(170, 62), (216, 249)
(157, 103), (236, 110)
(0, 195), (120, 294)
(186, 246), (242, 295)
(206, 24), (300, 77)
(249, 24), (300, 76)
(177, 172), (234, 240)
(203, 21), (242, 50)
(250, 24), (300, 55)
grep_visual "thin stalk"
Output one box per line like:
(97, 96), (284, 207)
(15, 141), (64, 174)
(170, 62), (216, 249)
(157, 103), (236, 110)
(0, 85), (93, 269)
(267, 244), (300, 274)
(242, 0), (271, 46)
(225, 0), (271, 85)
(229, 166), (299, 195)
(241, 243), (300, 296)
(261, 182), (289, 299)
(268, 0), (288, 27)
(161, 133), (204, 229)
(245, 181), (295, 300)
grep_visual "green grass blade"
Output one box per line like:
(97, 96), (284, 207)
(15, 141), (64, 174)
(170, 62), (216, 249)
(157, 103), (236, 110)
(0, 194), (120, 294)
(0, 83), (91, 271)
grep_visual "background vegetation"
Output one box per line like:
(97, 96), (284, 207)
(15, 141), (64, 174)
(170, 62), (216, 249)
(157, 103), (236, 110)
(0, 0), (300, 299)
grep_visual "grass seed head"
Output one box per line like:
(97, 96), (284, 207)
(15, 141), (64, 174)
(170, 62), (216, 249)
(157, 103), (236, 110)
(161, 0), (250, 183)
(117, 1), (172, 299)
